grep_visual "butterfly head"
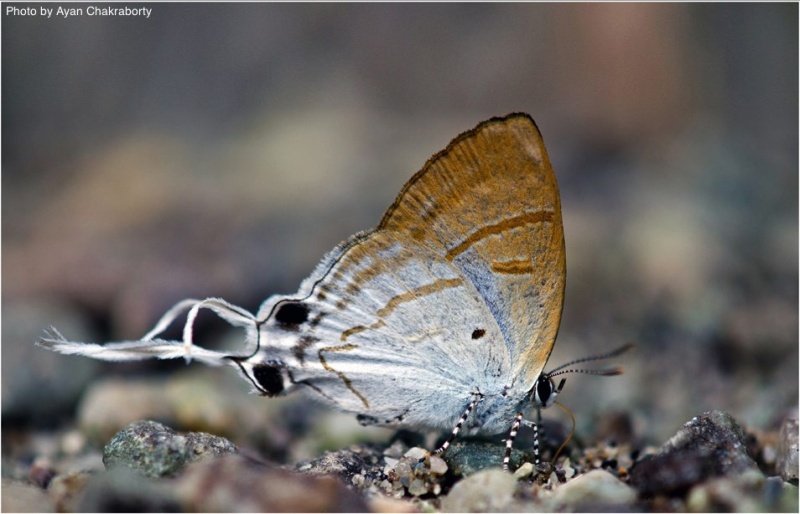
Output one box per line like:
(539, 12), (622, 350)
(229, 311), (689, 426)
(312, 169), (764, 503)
(527, 343), (634, 411)
(529, 374), (566, 409)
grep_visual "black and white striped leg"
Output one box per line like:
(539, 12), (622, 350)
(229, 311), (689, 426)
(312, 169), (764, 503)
(522, 407), (544, 465)
(419, 395), (482, 462)
(502, 411), (524, 471)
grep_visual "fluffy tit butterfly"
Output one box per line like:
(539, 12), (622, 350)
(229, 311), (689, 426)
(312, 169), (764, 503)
(39, 113), (630, 470)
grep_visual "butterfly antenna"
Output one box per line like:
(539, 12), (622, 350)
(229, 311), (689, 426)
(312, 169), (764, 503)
(552, 400), (576, 463)
(545, 343), (633, 377)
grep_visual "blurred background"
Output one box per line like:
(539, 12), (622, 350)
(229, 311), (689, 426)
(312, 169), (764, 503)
(3, 3), (797, 458)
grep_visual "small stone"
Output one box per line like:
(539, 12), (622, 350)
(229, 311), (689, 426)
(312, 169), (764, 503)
(513, 461), (535, 480)
(549, 469), (637, 509)
(443, 441), (528, 476)
(384, 456), (400, 474)
(408, 477), (428, 496)
(629, 410), (758, 496)
(47, 470), (93, 513)
(383, 439), (412, 459)
(103, 420), (237, 478)
(1, 478), (55, 513)
(561, 458), (577, 479)
(441, 468), (516, 512)
(404, 446), (428, 461)
(429, 455), (448, 475)
(28, 457), (56, 488)
(383, 446), (448, 497)
(778, 418), (798, 484)
(174, 454), (368, 512)
(394, 458), (413, 486)
(295, 445), (385, 490)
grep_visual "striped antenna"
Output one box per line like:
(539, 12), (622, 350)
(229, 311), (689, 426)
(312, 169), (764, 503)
(545, 343), (633, 379)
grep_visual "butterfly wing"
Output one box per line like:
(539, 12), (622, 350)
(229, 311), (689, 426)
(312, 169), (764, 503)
(377, 113), (566, 387)
(245, 113), (565, 428)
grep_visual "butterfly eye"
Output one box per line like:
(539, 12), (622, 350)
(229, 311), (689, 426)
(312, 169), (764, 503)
(471, 328), (486, 340)
(274, 301), (310, 327)
(251, 362), (286, 396)
(532, 376), (557, 408)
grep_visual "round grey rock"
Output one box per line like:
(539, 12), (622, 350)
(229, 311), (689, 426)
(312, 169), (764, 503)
(103, 420), (237, 478)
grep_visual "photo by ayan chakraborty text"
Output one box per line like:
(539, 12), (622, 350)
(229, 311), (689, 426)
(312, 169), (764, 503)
(5, 5), (152, 19)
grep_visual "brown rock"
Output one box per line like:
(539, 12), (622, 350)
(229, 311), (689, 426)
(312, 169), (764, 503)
(173, 454), (368, 512)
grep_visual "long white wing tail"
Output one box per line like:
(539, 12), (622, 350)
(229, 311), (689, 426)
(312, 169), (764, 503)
(36, 297), (258, 367)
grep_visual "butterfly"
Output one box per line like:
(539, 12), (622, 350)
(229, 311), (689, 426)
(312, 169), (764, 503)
(39, 113), (629, 470)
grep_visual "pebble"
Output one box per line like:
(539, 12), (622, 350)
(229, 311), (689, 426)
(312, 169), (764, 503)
(442, 441), (528, 476)
(1, 478), (55, 513)
(381, 446), (447, 497)
(629, 410), (758, 495)
(429, 455), (448, 475)
(102, 420), (237, 478)
(173, 454), (368, 512)
(513, 461), (535, 480)
(295, 445), (385, 490)
(46, 470), (93, 513)
(440, 468), (516, 512)
(548, 469), (637, 509)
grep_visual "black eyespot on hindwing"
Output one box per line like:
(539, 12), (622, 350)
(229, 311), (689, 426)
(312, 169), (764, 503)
(252, 363), (285, 396)
(274, 301), (310, 327)
(471, 328), (486, 340)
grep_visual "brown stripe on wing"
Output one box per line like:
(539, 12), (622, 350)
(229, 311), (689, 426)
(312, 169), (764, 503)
(340, 277), (463, 341)
(318, 343), (370, 409)
(340, 321), (385, 342)
(490, 259), (535, 275)
(445, 210), (554, 262)
(376, 277), (462, 318)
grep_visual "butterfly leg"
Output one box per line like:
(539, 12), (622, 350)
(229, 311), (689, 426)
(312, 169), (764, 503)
(502, 411), (524, 471)
(520, 407), (544, 465)
(418, 393), (483, 463)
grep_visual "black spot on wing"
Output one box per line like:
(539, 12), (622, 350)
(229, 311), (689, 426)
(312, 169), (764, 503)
(274, 301), (310, 328)
(472, 328), (486, 340)
(252, 363), (285, 396)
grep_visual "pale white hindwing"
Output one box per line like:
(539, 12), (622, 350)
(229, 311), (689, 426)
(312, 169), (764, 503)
(253, 230), (511, 429)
